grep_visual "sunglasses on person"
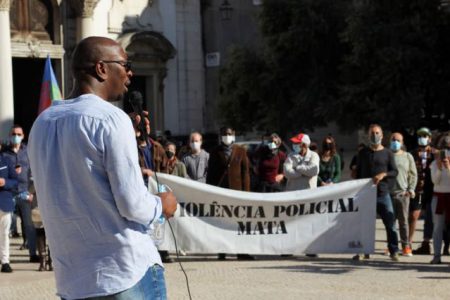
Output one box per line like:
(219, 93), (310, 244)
(100, 60), (132, 72)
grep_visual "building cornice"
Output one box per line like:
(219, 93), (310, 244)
(0, 0), (10, 12)
(70, 0), (100, 18)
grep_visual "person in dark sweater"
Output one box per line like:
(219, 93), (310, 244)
(255, 133), (287, 192)
(353, 124), (400, 261)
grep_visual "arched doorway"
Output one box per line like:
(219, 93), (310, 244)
(9, 0), (64, 136)
(118, 31), (176, 135)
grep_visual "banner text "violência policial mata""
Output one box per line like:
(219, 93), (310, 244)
(178, 198), (359, 235)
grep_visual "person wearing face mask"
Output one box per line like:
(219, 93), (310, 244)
(206, 126), (253, 260)
(0, 149), (18, 273)
(283, 133), (320, 191)
(353, 124), (399, 261)
(164, 142), (187, 178)
(182, 132), (209, 183)
(317, 136), (341, 187)
(410, 127), (436, 255)
(389, 132), (417, 257)
(2, 125), (39, 264)
(255, 133), (287, 192)
(206, 126), (250, 191)
(429, 134), (450, 264)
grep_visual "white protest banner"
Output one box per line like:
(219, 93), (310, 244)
(153, 174), (376, 254)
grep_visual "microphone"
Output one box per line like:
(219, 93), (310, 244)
(128, 91), (148, 142)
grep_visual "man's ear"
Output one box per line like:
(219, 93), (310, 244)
(94, 62), (108, 81)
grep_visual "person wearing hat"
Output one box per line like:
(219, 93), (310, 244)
(410, 127), (436, 255)
(283, 133), (320, 191)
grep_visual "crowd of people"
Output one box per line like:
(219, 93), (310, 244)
(1, 121), (450, 272)
(129, 119), (450, 264)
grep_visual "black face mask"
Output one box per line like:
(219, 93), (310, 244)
(165, 151), (175, 159)
(323, 143), (332, 151)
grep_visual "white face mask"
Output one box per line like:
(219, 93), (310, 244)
(268, 142), (277, 150)
(292, 144), (301, 154)
(190, 142), (202, 152)
(418, 137), (429, 146)
(221, 135), (234, 146)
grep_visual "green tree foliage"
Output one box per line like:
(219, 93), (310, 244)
(219, 0), (349, 135)
(339, 0), (450, 131)
(218, 46), (269, 132)
(218, 0), (450, 133)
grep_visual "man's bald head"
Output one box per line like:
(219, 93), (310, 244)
(71, 36), (122, 76)
(68, 36), (132, 102)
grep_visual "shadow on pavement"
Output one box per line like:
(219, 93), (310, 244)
(246, 256), (450, 275)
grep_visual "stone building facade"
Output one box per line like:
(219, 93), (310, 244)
(0, 0), (205, 139)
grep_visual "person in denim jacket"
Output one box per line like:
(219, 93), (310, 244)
(2, 125), (38, 263)
(0, 152), (18, 273)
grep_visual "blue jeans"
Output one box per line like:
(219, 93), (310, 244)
(62, 264), (167, 300)
(16, 198), (36, 256)
(377, 194), (399, 255)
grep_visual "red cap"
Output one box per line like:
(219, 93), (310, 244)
(290, 133), (311, 145)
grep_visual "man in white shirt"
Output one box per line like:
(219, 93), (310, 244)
(284, 133), (320, 191)
(28, 36), (177, 300)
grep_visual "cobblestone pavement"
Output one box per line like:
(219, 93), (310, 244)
(1, 219), (450, 300)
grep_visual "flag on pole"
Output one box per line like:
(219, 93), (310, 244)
(38, 55), (62, 114)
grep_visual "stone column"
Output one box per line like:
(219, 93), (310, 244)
(0, 0), (14, 140)
(73, 0), (100, 41)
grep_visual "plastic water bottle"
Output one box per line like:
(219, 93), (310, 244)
(151, 215), (166, 246)
(150, 184), (167, 245)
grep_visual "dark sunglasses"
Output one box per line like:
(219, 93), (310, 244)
(100, 60), (132, 72)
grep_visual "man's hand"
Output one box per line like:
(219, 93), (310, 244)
(0, 178), (5, 187)
(27, 193), (34, 203)
(275, 174), (284, 183)
(372, 172), (386, 185)
(158, 191), (178, 219)
(141, 168), (154, 178)
(129, 111), (150, 135)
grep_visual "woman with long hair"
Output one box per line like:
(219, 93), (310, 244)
(317, 136), (341, 186)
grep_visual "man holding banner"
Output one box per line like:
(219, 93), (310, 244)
(354, 124), (400, 261)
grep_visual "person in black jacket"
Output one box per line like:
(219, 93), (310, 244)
(353, 124), (400, 261)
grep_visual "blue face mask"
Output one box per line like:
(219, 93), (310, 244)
(292, 144), (301, 154)
(10, 135), (23, 145)
(390, 140), (401, 152)
(418, 137), (428, 146)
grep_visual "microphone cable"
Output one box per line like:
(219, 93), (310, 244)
(154, 172), (193, 300)
(167, 219), (193, 300)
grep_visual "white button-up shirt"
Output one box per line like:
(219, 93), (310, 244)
(28, 94), (162, 299)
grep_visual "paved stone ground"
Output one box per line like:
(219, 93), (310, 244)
(1, 219), (450, 300)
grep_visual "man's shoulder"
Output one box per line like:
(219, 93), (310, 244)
(232, 144), (247, 154)
(1, 146), (14, 156)
(309, 150), (320, 160)
(151, 139), (163, 149)
(44, 94), (127, 122)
